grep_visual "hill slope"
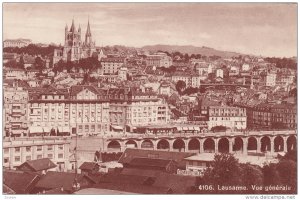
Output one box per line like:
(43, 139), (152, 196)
(141, 44), (244, 58)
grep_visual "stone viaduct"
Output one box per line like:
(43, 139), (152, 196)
(103, 130), (297, 155)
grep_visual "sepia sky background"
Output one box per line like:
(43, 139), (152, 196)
(3, 3), (297, 57)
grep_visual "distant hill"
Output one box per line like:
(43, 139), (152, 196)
(141, 44), (244, 58)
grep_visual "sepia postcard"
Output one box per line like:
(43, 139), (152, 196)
(2, 2), (297, 198)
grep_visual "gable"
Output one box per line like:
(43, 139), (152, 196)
(76, 88), (98, 100)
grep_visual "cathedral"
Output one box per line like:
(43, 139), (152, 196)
(53, 19), (96, 64)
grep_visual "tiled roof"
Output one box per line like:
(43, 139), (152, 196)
(119, 148), (195, 169)
(94, 182), (171, 194)
(79, 162), (98, 170)
(128, 158), (174, 168)
(18, 158), (56, 172)
(121, 168), (161, 178)
(153, 173), (197, 194)
(3, 170), (40, 194)
(35, 171), (93, 191)
(69, 85), (100, 96)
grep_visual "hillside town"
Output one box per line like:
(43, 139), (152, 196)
(3, 17), (297, 195)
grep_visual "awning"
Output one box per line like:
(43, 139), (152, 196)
(11, 130), (24, 135)
(182, 127), (188, 131)
(188, 127), (194, 131)
(177, 127), (183, 131)
(111, 125), (123, 130)
(194, 127), (200, 131)
(43, 127), (50, 132)
(62, 127), (70, 132)
(29, 127), (44, 133)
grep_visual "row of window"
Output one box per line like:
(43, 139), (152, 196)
(4, 145), (64, 154)
(4, 153), (64, 163)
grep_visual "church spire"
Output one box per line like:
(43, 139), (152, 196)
(70, 18), (76, 32)
(86, 17), (91, 36)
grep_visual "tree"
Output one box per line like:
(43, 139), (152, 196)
(4, 60), (23, 69)
(176, 80), (186, 94)
(182, 87), (198, 95)
(240, 163), (263, 194)
(50, 128), (56, 136)
(262, 163), (281, 186)
(203, 153), (242, 193)
(276, 159), (296, 193)
(281, 149), (296, 162)
(184, 53), (189, 62)
(211, 125), (227, 132)
(35, 56), (44, 70)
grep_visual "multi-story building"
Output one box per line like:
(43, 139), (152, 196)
(3, 83), (29, 137)
(171, 73), (201, 88)
(27, 85), (110, 137)
(3, 67), (26, 80)
(216, 68), (224, 78)
(146, 52), (172, 68)
(208, 105), (247, 130)
(118, 67), (128, 81)
(3, 137), (70, 171)
(108, 88), (131, 131)
(276, 74), (295, 86)
(246, 103), (272, 129)
(100, 57), (125, 75)
(270, 103), (297, 129)
(125, 90), (170, 128)
(245, 103), (296, 130)
(27, 86), (70, 136)
(69, 86), (110, 136)
(263, 73), (277, 87)
(11, 84), (172, 137)
(194, 63), (209, 80)
(3, 38), (32, 48)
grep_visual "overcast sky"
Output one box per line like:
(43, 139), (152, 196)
(3, 3), (297, 57)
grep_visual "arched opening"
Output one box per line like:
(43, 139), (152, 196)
(173, 139), (185, 152)
(157, 139), (170, 150)
(218, 138), (229, 153)
(233, 137), (243, 152)
(203, 138), (215, 153)
(247, 137), (257, 151)
(287, 135), (297, 152)
(125, 140), (137, 148)
(188, 138), (200, 151)
(107, 140), (121, 151)
(141, 139), (154, 149)
(260, 136), (271, 152)
(274, 136), (284, 152)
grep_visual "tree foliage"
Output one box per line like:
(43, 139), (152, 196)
(264, 57), (297, 70)
(175, 80), (186, 94)
(4, 44), (57, 57)
(203, 153), (242, 193)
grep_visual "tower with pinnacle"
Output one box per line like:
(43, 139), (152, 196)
(82, 18), (96, 57)
(54, 18), (96, 64)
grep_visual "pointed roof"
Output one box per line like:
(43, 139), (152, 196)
(86, 19), (91, 36)
(70, 18), (76, 32)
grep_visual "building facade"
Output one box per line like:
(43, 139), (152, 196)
(4, 85), (29, 137)
(27, 85), (110, 137)
(3, 137), (70, 171)
(100, 57), (125, 75)
(172, 74), (201, 88)
(3, 39), (32, 48)
(208, 106), (247, 130)
(146, 53), (172, 68)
